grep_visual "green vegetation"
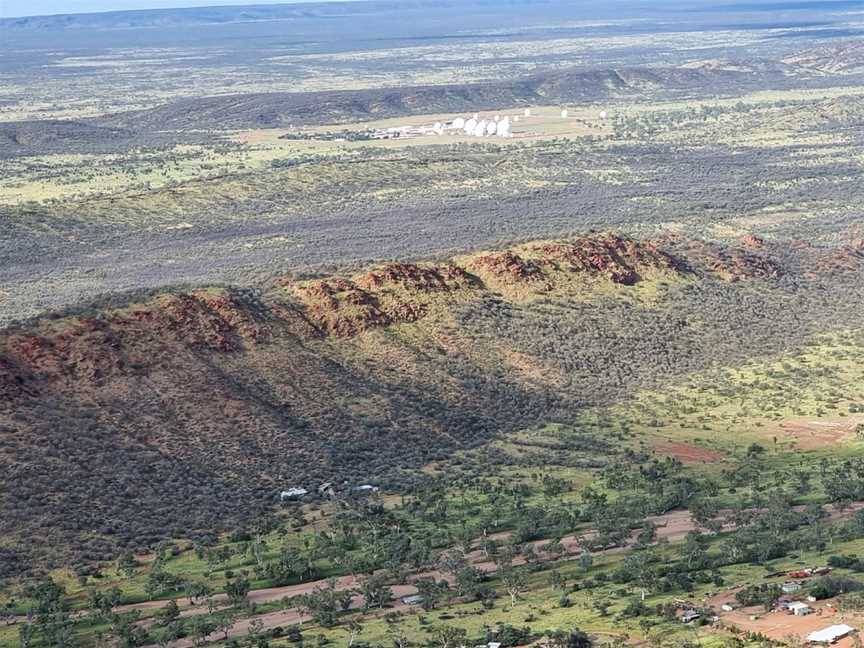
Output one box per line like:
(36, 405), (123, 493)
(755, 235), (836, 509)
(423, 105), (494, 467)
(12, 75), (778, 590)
(5, 327), (864, 647)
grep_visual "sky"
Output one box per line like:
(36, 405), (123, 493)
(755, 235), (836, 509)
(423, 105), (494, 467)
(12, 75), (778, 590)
(0, 0), (351, 19)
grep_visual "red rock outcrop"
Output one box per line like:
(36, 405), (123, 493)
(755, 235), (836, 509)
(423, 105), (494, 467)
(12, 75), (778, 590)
(471, 251), (547, 283)
(198, 293), (272, 344)
(291, 279), (392, 337)
(532, 234), (677, 284)
(357, 263), (474, 292)
(0, 291), (277, 392)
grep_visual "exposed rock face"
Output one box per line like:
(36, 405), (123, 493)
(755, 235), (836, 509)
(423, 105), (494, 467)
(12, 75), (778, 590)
(290, 279), (393, 337)
(471, 251), (547, 283)
(532, 234), (678, 284)
(0, 233), (827, 396)
(357, 262), (474, 292)
(0, 290), (274, 396)
(0, 233), (799, 389)
(289, 263), (479, 337)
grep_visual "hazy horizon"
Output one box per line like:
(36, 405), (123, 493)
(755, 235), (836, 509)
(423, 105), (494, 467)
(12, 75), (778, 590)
(0, 0), (359, 19)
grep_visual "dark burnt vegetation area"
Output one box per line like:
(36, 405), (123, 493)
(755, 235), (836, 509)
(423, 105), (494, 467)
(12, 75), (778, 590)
(0, 120), (217, 160)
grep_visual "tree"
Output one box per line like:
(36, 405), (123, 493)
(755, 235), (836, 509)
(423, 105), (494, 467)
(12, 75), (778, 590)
(434, 626), (467, 648)
(682, 531), (709, 570)
(19, 622), (36, 648)
(185, 581), (213, 606)
(117, 552), (138, 579)
(226, 574), (251, 609)
(414, 578), (447, 611)
(247, 618), (268, 648)
(344, 619), (363, 648)
(438, 550), (468, 579)
(549, 570), (566, 590)
(593, 596), (612, 617)
(189, 614), (216, 648)
(212, 612), (234, 641)
(543, 538), (566, 558)
(272, 546), (306, 585)
(299, 579), (349, 628)
(546, 629), (592, 648)
(499, 565), (527, 609)
(579, 551), (593, 571)
(387, 624), (411, 648)
(145, 567), (183, 600)
(359, 574), (392, 611)
(88, 587), (122, 622)
(27, 578), (75, 648)
(152, 623), (181, 648)
(156, 599), (180, 627)
(110, 611), (148, 648)
(455, 566), (483, 599)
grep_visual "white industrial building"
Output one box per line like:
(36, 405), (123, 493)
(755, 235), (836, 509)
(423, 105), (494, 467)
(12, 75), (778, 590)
(788, 601), (813, 616)
(807, 624), (856, 644)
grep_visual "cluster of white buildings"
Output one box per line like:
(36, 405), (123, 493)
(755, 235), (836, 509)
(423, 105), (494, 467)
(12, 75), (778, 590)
(449, 113), (514, 138)
(366, 106), (609, 141)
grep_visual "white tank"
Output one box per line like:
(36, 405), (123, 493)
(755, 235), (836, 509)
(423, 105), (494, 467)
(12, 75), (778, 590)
(524, 108), (531, 117)
(473, 120), (487, 137)
(452, 117), (466, 129)
(496, 117), (511, 137)
(561, 109), (569, 118)
(464, 118), (477, 134)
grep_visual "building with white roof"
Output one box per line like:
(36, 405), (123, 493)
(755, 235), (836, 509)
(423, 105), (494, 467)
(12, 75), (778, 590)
(788, 601), (813, 616)
(807, 624), (855, 644)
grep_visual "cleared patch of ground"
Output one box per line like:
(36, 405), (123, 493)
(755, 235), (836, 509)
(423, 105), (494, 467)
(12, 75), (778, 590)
(773, 416), (864, 451)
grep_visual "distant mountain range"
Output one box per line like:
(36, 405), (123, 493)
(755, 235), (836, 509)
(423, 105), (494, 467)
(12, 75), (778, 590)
(91, 63), (802, 132)
(1, 0), (571, 31)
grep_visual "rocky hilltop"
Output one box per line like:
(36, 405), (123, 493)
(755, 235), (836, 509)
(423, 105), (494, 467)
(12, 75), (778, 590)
(1, 233), (862, 576)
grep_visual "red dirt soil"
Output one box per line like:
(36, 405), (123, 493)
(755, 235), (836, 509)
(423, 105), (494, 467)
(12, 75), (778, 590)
(774, 416), (864, 450)
(655, 441), (726, 464)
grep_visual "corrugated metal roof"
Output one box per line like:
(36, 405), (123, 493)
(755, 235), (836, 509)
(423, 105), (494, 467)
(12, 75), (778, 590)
(807, 624), (855, 643)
